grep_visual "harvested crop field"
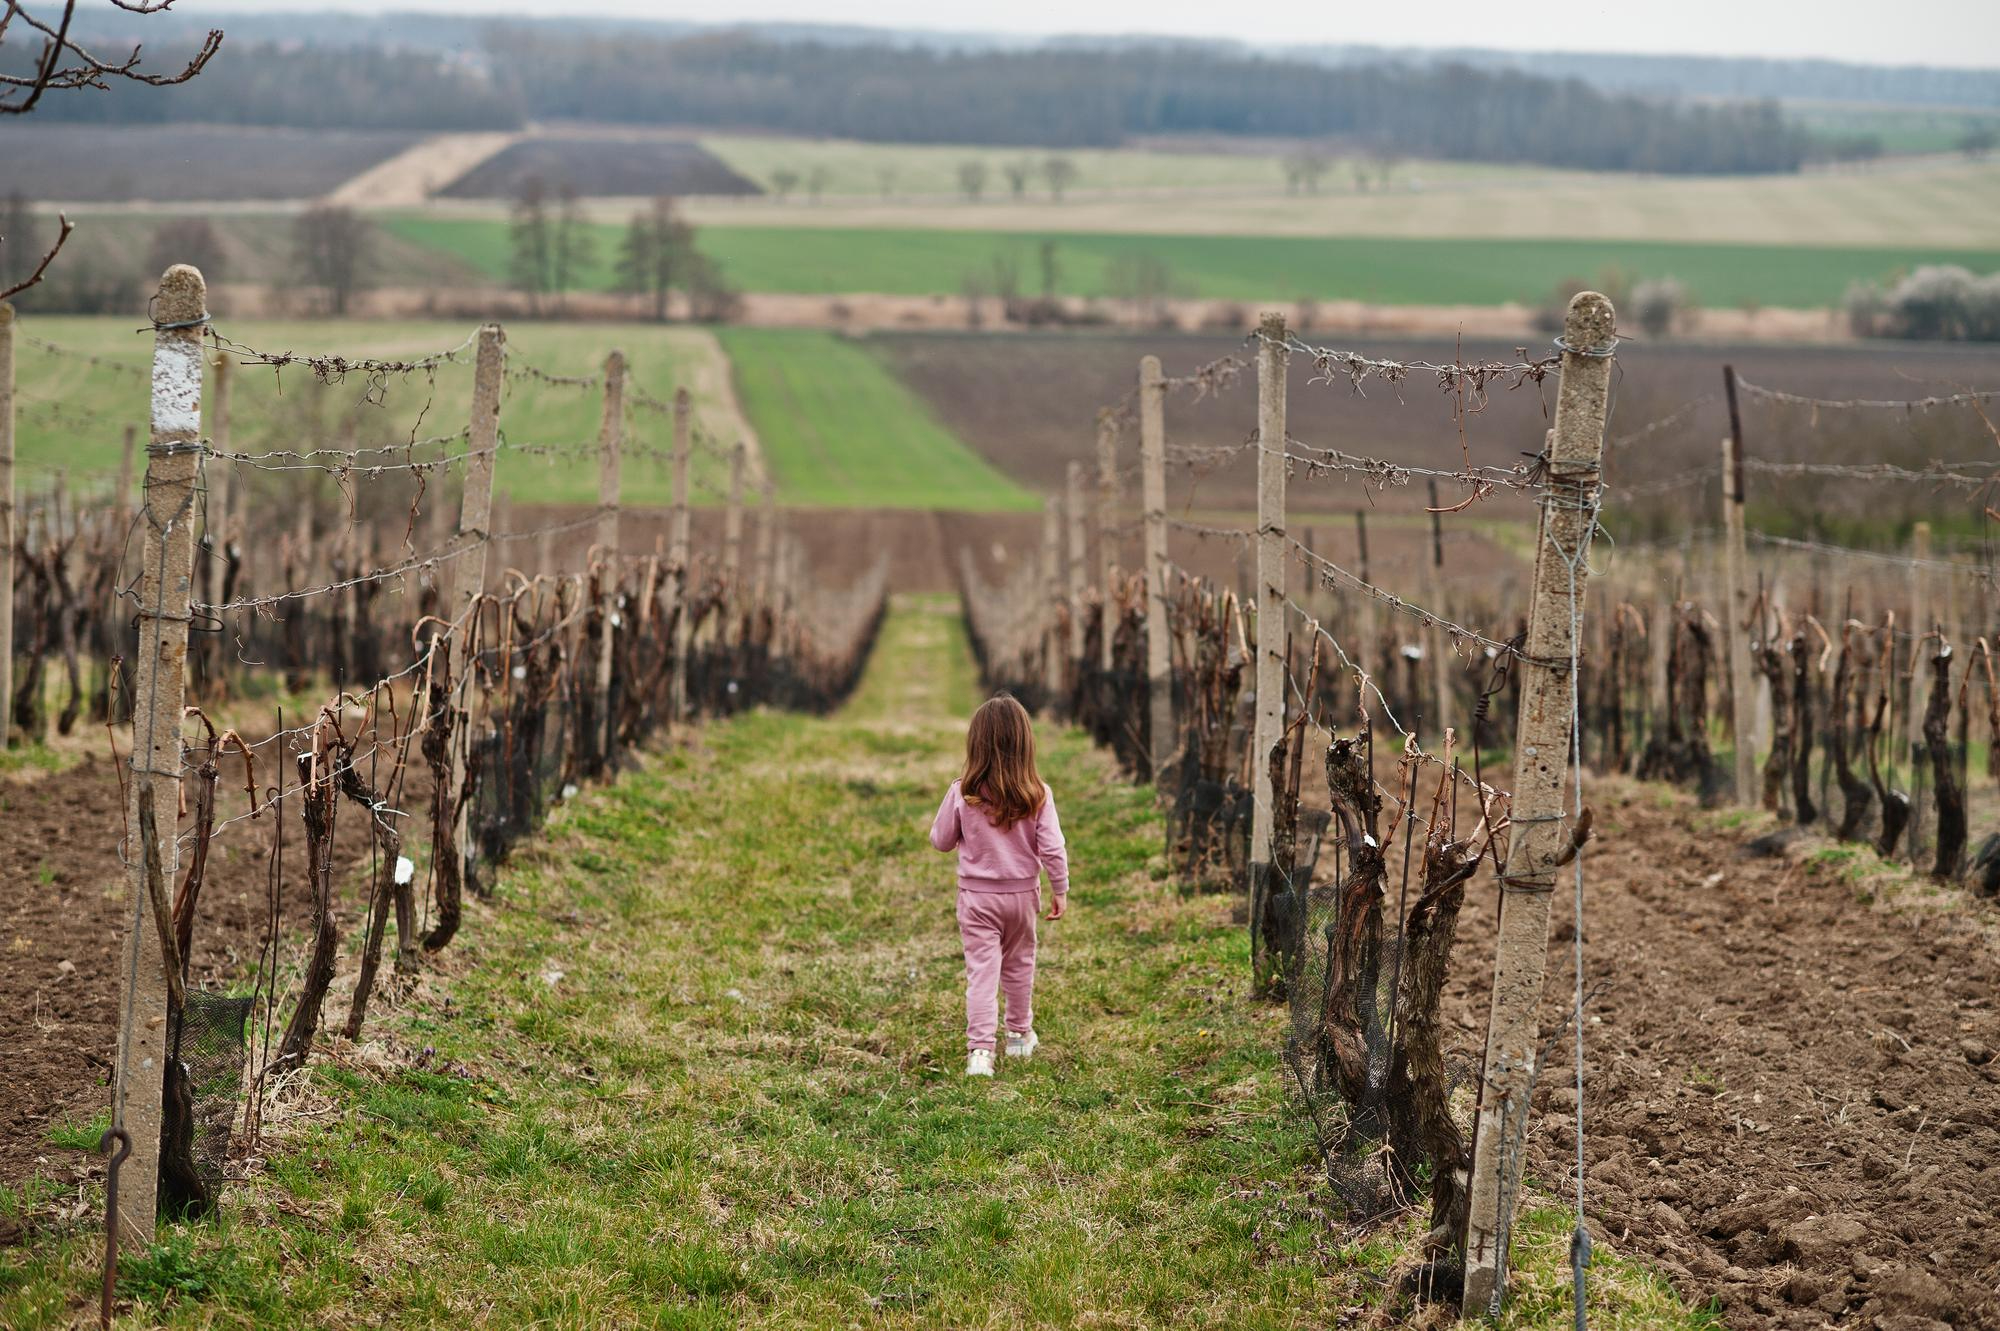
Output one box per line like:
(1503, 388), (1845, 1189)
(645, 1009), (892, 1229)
(870, 330), (2000, 520)
(0, 126), (423, 203)
(437, 136), (762, 199)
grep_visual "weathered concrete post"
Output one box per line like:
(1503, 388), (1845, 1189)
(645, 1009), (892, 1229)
(115, 422), (137, 531)
(1041, 495), (1061, 699)
(0, 304), (13, 751)
(594, 350), (625, 759)
(754, 479), (776, 612)
(1720, 368), (1758, 805)
(1097, 416), (1118, 673)
(668, 388), (692, 717)
(1065, 460), (1087, 699)
(1463, 292), (1616, 1316)
(208, 351), (233, 550)
(1905, 521), (1933, 769)
(1426, 478), (1455, 743)
(1139, 354), (1172, 780)
(724, 441), (747, 643)
(113, 266), (206, 1242)
(440, 324), (504, 886)
(1248, 312), (1287, 991)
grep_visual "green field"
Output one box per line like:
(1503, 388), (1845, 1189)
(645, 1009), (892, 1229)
(716, 328), (1034, 510)
(0, 603), (1700, 1330)
(383, 214), (2000, 310)
(1792, 103), (2000, 156)
(8, 317), (753, 507)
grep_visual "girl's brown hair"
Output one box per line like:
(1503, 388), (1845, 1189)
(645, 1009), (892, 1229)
(961, 693), (1044, 830)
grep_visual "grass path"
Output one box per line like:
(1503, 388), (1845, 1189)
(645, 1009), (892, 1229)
(3, 601), (1698, 1329)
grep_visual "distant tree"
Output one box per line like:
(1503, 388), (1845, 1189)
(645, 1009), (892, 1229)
(1038, 239), (1060, 300)
(508, 174), (554, 314)
(1960, 125), (1997, 159)
(1002, 159), (1032, 199)
(1282, 150), (1330, 194)
(550, 182), (595, 313)
(615, 195), (696, 322)
(1370, 149), (1403, 190)
(960, 270), (989, 328)
(1043, 156), (1078, 201)
(0, 194), (44, 291)
(876, 166), (899, 199)
(806, 165), (831, 204)
(1105, 251), (1177, 327)
(1631, 277), (1695, 338)
(684, 252), (740, 323)
(957, 161), (989, 202)
(145, 217), (228, 288)
(1842, 279), (1890, 338)
(293, 205), (372, 317)
(770, 169), (800, 202)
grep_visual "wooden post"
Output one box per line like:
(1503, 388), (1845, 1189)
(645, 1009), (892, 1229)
(440, 325), (504, 886)
(113, 265), (207, 1242)
(1248, 312), (1287, 990)
(594, 349), (625, 756)
(0, 303), (12, 751)
(1065, 460), (1087, 687)
(1720, 366), (1758, 805)
(1463, 292), (1616, 1316)
(1096, 417), (1118, 673)
(1140, 354), (1172, 779)
(668, 388), (692, 718)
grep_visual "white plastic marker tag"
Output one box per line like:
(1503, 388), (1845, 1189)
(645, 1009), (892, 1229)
(394, 855), (415, 886)
(512, 665), (527, 680)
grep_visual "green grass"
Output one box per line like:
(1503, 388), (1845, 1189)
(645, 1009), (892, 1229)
(0, 601), (1702, 1329)
(8, 317), (745, 507)
(1791, 103), (2000, 157)
(716, 329), (1035, 510)
(380, 216), (2000, 310)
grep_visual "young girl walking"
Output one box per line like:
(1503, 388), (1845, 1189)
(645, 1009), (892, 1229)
(929, 694), (1068, 1077)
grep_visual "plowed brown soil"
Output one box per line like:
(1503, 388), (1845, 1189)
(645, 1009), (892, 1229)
(1444, 785), (2000, 1330)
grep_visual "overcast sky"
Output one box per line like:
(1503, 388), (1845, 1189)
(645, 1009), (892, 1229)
(200, 0), (2000, 69)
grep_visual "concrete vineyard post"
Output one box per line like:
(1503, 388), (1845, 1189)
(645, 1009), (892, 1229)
(115, 423), (137, 531)
(1463, 292), (1616, 1316)
(208, 351), (233, 555)
(1721, 366), (1758, 806)
(1905, 521), (1932, 772)
(1248, 312), (1287, 991)
(441, 324), (504, 889)
(754, 479), (776, 613)
(724, 442), (746, 641)
(1065, 460), (1087, 696)
(1139, 354), (1172, 780)
(113, 265), (207, 1242)
(669, 388), (692, 718)
(1426, 479), (1454, 742)
(1041, 495), (1061, 699)
(0, 304), (12, 751)
(1097, 417), (1118, 673)
(595, 350), (625, 759)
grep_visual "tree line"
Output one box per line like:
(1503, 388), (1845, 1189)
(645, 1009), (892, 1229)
(15, 30), (1808, 174)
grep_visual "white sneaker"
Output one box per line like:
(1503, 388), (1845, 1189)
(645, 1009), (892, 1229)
(966, 1049), (995, 1077)
(1005, 1030), (1039, 1059)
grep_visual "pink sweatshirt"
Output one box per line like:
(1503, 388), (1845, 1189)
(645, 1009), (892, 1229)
(929, 780), (1069, 897)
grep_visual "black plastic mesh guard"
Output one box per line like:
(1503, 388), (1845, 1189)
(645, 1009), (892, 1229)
(158, 990), (252, 1219)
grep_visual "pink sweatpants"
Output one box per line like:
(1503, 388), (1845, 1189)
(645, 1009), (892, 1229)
(957, 890), (1038, 1052)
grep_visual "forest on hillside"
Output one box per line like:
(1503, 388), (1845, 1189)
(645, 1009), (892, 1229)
(17, 29), (1809, 174)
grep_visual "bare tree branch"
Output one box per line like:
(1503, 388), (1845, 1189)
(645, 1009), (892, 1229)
(0, 1), (220, 114)
(0, 211), (71, 301)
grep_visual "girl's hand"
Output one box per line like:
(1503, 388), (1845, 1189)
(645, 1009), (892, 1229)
(1045, 895), (1067, 921)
